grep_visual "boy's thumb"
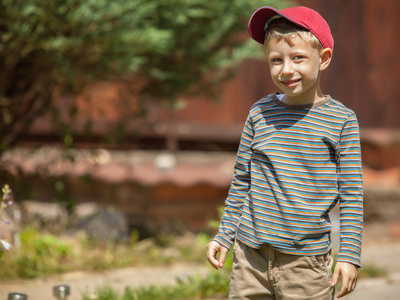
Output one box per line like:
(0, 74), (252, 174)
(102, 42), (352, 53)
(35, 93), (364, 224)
(219, 248), (228, 268)
(331, 268), (340, 286)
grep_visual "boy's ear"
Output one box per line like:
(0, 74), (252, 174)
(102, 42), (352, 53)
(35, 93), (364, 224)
(319, 48), (333, 71)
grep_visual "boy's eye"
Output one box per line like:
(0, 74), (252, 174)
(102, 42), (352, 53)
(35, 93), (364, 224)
(271, 58), (282, 64)
(293, 55), (305, 60)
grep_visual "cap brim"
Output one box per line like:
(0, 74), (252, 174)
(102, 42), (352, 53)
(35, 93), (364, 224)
(248, 6), (280, 44)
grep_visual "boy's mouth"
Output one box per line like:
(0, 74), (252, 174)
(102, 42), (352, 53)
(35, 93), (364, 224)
(280, 79), (301, 87)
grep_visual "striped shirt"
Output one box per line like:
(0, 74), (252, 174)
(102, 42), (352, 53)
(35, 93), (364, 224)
(214, 93), (363, 267)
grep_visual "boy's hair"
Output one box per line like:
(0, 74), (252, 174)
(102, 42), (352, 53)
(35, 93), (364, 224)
(264, 17), (322, 51)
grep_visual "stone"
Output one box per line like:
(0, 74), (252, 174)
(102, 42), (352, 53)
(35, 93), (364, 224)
(69, 208), (129, 242)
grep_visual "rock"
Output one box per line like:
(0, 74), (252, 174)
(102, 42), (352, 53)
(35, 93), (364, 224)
(73, 202), (101, 219)
(69, 208), (129, 242)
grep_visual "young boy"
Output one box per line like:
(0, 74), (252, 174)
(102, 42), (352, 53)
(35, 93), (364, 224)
(207, 6), (363, 300)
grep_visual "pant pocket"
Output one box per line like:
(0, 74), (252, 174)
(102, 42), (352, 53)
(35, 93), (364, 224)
(310, 251), (332, 274)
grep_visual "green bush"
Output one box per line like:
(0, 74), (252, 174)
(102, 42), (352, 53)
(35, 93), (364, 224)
(2, 227), (73, 278)
(0, 227), (209, 281)
(83, 271), (231, 300)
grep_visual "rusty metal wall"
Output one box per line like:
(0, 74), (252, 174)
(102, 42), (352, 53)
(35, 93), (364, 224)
(294, 0), (400, 128)
(176, 0), (400, 129)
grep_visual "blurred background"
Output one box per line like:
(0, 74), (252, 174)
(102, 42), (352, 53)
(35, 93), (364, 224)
(0, 0), (400, 298)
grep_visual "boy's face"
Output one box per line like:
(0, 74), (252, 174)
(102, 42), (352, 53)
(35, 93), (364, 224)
(266, 36), (324, 102)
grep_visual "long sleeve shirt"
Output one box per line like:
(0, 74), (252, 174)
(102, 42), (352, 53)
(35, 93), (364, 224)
(213, 93), (363, 267)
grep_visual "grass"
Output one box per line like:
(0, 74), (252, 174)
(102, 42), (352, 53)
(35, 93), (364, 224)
(83, 263), (388, 300)
(84, 264), (386, 300)
(82, 271), (231, 300)
(0, 225), (388, 300)
(0, 226), (208, 281)
(0, 225), (233, 299)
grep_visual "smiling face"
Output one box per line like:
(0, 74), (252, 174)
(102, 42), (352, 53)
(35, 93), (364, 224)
(266, 36), (329, 105)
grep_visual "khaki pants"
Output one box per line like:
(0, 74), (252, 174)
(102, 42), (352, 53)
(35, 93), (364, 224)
(229, 241), (335, 300)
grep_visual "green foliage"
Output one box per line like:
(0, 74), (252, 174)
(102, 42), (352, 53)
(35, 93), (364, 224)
(0, 0), (290, 150)
(0, 224), (389, 299)
(0, 184), (13, 254)
(87, 261), (389, 300)
(11, 227), (71, 278)
(0, 227), (208, 281)
(83, 271), (231, 300)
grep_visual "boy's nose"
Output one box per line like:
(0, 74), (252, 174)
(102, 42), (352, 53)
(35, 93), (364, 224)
(281, 61), (294, 75)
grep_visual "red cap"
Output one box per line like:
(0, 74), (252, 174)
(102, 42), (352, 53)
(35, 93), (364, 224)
(248, 6), (334, 50)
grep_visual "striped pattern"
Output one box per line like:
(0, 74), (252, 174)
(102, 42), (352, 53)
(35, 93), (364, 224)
(214, 93), (363, 267)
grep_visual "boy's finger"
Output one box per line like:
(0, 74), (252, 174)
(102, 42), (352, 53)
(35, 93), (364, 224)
(207, 247), (220, 269)
(218, 248), (228, 268)
(207, 255), (220, 270)
(207, 242), (227, 270)
(346, 277), (357, 296)
(351, 278), (358, 291)
(209, 258), (220, 270)
(337, 285), (346, 298)
(337, 276), (351, 298)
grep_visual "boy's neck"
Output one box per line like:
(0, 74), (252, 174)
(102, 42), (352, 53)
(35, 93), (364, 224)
(281, 87), (325, 106)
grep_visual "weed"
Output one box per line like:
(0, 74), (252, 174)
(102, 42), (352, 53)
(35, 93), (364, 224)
(0, 227), (208, 281)
(83, 271), (231, 300)
(0, 184), (13, 255)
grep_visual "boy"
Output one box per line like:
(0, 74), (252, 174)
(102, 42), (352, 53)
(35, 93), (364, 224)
(207, 6), (363, 300)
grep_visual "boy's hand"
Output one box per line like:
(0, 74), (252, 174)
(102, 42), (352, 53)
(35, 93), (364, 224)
(207, 241), (228, 270)
(331, 262), (358, 298)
